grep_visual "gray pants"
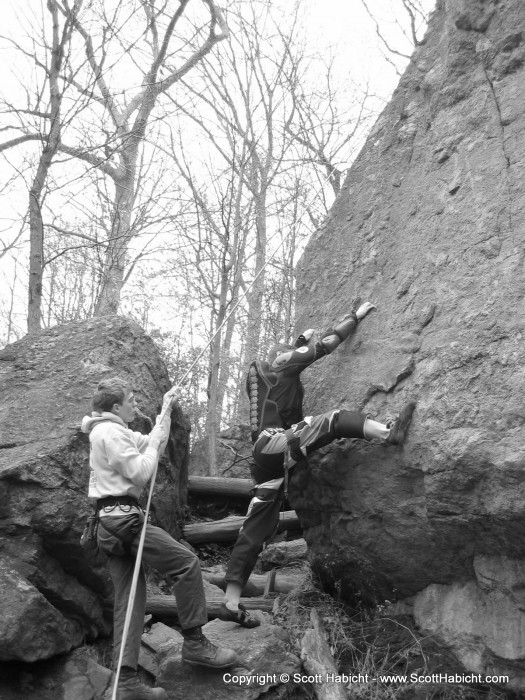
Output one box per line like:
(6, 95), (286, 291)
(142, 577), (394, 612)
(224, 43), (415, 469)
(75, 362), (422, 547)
(97, 508), (207, 669)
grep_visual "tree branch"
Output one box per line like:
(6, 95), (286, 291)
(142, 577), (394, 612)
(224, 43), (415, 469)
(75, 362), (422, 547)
(0, 134), (43, 153)
(123, 0), (229, 125)
(360, 0), (411, 63)
(56, 142), (121, 179)
(46, 222), (98, 242)
(59, 0), (123, 129)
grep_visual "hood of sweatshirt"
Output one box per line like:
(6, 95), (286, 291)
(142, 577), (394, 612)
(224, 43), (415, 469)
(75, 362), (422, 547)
(81, 412), (127, 433)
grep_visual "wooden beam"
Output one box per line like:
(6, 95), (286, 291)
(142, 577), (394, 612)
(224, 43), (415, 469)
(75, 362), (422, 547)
(146, 594), (274, 621)
(183, 510), (300, 544)
(188, 476), (253, 499)
(202, 569), (306, 597)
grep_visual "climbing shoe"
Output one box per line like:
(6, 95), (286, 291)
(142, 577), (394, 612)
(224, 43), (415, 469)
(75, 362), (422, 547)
(182, 630), (238, 669)
(218, 602), (261, 628)
(386, 401), (416, 445)
(107, 674), (167, 700)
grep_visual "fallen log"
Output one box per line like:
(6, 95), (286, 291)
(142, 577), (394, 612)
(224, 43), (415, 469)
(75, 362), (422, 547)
(202, 569), (306, 597)
(188, 476), (253, 499)
(183, 510), (300, 544)
(146, 594), (274, 621)
(301, 609), (348, 700)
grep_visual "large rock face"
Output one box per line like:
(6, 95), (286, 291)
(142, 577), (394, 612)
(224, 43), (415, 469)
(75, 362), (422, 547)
(292, 0), (525, 686)
(0, 316), (189, 662)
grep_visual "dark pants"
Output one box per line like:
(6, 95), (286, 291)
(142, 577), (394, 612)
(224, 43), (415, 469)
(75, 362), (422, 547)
(97, 508), (207, 669)
(225, 409), (366, 587)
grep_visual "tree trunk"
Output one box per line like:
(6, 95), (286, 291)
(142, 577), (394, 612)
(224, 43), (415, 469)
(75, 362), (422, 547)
(27, 183), (46, 333)
(216, 192), (247, 424)
(94, 173), (136, 316)
(207, 294), (226, 476)
(206, 215), (239, 474)
(244, 186), (267, 365)
(27, 0), (64, 334)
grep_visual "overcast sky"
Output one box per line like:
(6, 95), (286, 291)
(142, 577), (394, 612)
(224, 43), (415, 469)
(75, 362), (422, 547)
(0, 0), (436, 341)
(1, 0), (435, 102)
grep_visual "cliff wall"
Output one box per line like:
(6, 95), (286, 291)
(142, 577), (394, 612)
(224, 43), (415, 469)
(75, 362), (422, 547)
(292, 0), (525, 686)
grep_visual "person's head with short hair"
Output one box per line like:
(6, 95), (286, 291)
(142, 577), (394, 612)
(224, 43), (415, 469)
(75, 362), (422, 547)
(92, 377), (135, 422)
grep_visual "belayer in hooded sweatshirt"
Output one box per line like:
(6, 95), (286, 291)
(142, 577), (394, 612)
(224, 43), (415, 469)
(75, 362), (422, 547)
(82, 377), (237, 700)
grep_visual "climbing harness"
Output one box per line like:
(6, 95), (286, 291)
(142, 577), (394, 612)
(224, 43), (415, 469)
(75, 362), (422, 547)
(283, 426), (305, 500)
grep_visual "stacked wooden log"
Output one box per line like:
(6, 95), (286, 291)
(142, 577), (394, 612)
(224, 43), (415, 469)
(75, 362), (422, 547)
(146, 593), (276, 619)
(202, 569), (303, 596)
(187, 475), (253, 499)
(183, 510), (300, 544)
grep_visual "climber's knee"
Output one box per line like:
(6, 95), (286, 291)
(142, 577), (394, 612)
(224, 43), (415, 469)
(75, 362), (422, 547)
(333, 410), (366, 439)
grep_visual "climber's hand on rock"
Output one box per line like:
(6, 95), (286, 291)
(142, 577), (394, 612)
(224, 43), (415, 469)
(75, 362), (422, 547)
(296, 328), (314, 346)
(356, 301), (376, 320)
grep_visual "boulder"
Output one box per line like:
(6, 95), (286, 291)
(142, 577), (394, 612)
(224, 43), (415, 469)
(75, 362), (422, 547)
(259, 539), (308, 571)
(411, 555), (525, 688)
(59, 648), (112, 700)
(292, 0), (525, 685)
(0, 557), (102, 663)
(0, 316), (189, 661)
(0, 647), (112, 700)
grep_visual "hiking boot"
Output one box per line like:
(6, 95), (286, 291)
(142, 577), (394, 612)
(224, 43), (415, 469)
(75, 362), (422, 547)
(182, 630), (238, 669)
(218, 602), (261, 628)
(107, 674), (167, 700)
(386, 401), (416, 445)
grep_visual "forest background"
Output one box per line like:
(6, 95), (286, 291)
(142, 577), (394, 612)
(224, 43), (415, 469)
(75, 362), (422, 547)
(0, 0), (434, 472)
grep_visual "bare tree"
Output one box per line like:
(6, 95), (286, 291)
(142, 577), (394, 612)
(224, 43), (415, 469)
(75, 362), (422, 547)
(158, 0), (308, 472)
(0, 0), (229, 330)
(359, 0), (433, 75)
(159, 131), (250, 472)
(0, 0), (79, 332)
(0, 257), (23, 346)
(284, 58), (375, 205)
(151, 0), (381, 471)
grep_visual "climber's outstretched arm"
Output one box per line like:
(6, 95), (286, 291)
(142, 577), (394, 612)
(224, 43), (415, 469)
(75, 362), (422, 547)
(270, 302), (376, 375)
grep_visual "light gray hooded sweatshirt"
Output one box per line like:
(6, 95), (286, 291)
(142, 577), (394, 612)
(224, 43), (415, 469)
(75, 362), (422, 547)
(81, 412), (159, 500)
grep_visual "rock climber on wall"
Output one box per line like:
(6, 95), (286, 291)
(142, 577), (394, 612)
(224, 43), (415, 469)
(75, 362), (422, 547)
(217, 302), (416, 628)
